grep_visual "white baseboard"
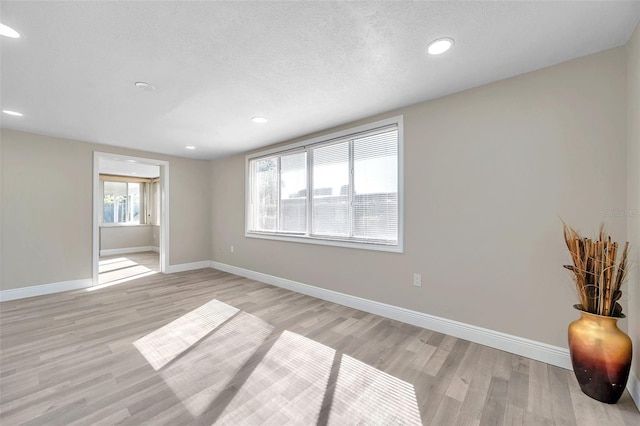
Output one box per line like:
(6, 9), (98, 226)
(165, 261), (212, 274)
(100, 246), (159, 256)
(210, 261), (572, 371)
(2, 261), (636, 410)
(1, 257), (204, 302)
(0, 278), (94, 302)
(629, 372), (640, 409)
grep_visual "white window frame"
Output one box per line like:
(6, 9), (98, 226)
(245, 115), (404, 253)
(101, 180), (144, 227)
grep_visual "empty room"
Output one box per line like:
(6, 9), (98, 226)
(1, 1), (640, 425)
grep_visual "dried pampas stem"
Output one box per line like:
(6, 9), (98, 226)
(562, 222), (630, 317)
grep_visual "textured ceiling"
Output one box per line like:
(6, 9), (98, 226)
(1, 1), (639, 160)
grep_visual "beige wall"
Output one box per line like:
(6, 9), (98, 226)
(0, 129), (211, 290)
(152, 225), (161, 248)
(211, 47), (628, 349)
(0, 41), (633, 358)
(100, 226), (155, 251)
(626, 22), (640, 386)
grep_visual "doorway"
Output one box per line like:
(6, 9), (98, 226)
(92, 152), (169, 286)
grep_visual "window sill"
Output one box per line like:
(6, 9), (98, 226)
(245, 231), (403, 253)
(100, 223), (154, 228)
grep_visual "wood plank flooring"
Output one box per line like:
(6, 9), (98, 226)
(98, 251), (159, 285)
(1, 252), (639, 425)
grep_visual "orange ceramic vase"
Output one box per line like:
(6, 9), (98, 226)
(568, 305), (632, 404)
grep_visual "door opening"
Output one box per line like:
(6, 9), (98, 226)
(92, 152), (170, 286)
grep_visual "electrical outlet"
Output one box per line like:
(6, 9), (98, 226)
(230, 245), (234, 253)
(413, 273), (422, 287)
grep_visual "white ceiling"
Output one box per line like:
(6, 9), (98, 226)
(1, 1), (638, 160)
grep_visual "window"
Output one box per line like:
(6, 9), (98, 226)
(103, 181), (142, 224)
(246, 116), (403, 252)
(100, 175), (159, 226)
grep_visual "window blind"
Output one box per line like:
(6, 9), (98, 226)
(311, 141), (350, 237)
(247, 122), (400, 248)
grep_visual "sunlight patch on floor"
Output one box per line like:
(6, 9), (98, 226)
(161, 312), (273, 417)
(328, 354), (422, 425)
(98, 255), (159, 285)
(99, 264), (153, 285)
(134, 299), (240, 370)
(131, 299), (422, 424)
(98, 256), (129, 266)
(98, 258), (138, 273)
(88, 270), (158, 291)
(215, 330), (335, 425)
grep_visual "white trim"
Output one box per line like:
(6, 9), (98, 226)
(100, 223), (154, 228)
(0, 279), (93, 302)
(99, 246), (159, 256)
(246, 233), (402, 253)
(246, 116), (403, 159)
(245, 115), (404, 254)
(397, 116), (404, 255)
(93, 154), (100, 288)
(160, 161), (170, 274)
(628, 372), (640, 410)
(165, 261), (212, 274)
(93, 152), (170, 284)
(210, 261), (572, 370)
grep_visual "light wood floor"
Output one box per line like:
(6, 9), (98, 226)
(98, 251), (160, 285)
(1, 252), (638, 425)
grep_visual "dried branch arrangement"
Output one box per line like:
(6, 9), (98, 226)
(563, 223), (630, 317)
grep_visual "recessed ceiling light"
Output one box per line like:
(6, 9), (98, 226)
(427, 38), (454, 55)
(2, 110), (23, 116)
(0, 23), (20, 39)
(131, 172), (137, 175)
(252, 116), (268, 123)
(185, 145), (196, 150)
(134, 81), (155, 91)
(126, 159), (137, 163)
